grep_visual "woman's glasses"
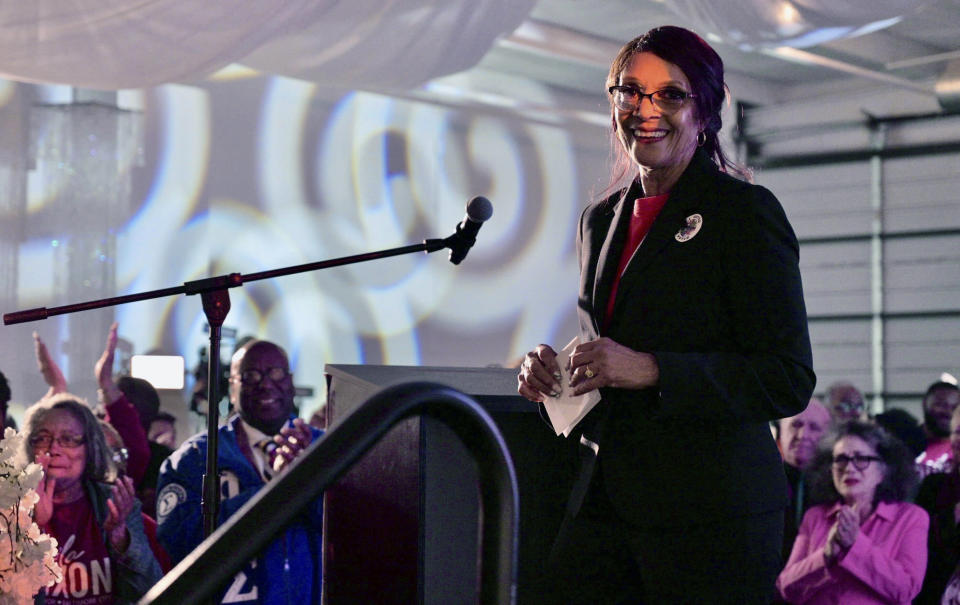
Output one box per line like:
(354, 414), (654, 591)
(832, 453), (882, 471)
(608, 85), (696, 113)
(29, 433), (86, 449)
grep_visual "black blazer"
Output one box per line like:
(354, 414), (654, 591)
(577, 151), (816, 528)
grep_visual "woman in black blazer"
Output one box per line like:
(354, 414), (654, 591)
(518, 25), (815, 604)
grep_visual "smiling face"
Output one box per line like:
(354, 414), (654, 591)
(925, 386), (960, 438)
(32, 408), (87, 491)
(230, 341), (295, 435)
(832, 435), (886, 507)
(614, 52), (701, 187)
(780, 399), (830, 469)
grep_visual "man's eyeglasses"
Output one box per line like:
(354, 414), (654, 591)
(832, 453), (882, 471)
(234, 367), (289, 386)
(29, 433), (86, 449)
(608, 85), (697, 114)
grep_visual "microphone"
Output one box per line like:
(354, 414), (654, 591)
(446, 196), (493, 265)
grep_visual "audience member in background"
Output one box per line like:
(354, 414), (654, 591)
(99, 419), (173, 574)
(0, 368), (15, 429)
(148, 411), (178, 450)
(116, 375), (173, 519)
(779, 398), (830, 562)
(24, 394), (162, 602)
(825, 381), (868, 426)
(916, 381), (960, 477)
(34, 325), (152, 487)
(776, 421), (927, 603)
(914, 403), (960, 604)
(157, 340), (323, 603)
(873, 407), (927, 459)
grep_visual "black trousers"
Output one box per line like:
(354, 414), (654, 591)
(541, 462), (784, 605)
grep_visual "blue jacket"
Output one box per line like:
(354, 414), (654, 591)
(156, 415), (323, 604)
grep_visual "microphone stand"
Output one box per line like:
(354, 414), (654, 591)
(4, 236), (454, 538)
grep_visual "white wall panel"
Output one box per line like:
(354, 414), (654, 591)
(885, 317), (960, 394)
(883, 153), (960, 232)
(755, 162), (872, 239)
(884, 235), (960, 312)
(807, 319), (872, 397)
(798, 241), (872, 316)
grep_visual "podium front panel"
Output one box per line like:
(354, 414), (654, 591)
(322, 365), (575, 605)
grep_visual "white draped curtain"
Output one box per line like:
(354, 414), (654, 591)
(0, 0), (535, 90)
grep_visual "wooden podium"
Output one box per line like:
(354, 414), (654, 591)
(322, 365), (577, 604)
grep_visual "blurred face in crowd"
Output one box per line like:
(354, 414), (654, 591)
(950, 408), (960, 462)
(828, 384), (866, 424)
(780, 398), (830, 469)
(832, 435), (885, 507)
(230, 341), (295, 436)
(31, 408), (87, 490)
(149, 418), (177, 449)
(924, 386), (960, 438)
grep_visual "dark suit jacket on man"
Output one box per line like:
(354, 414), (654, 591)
(576, 150), (816, 529)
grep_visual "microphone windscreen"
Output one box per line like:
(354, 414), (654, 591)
(465, 196), (493, 223)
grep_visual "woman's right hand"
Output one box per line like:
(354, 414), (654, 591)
(517, 345), (562, 402)
(34, 455), (56, 526)
(824, 505), (858, 564)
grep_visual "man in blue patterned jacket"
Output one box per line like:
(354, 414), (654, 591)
(157, 340), (322, 604)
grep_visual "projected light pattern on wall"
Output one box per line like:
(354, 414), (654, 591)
(2, 70), (600, 417)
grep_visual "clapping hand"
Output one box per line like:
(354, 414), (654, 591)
(825, 504), (860, 563)
(103, 475), (136, 553)
(269, 418), (314, 475)
(34, 453), (56, 526)
(34, 332), (67, 400)
(95, 322), (123, 403)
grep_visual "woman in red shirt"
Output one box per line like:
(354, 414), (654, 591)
(24, 395), (162, 604)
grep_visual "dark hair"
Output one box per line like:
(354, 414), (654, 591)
(117, 375), (160, 430)
(602, 25), (745, 198)
(153, 411), (176, 424)
(806, 420), (917, 506)
(0, 369), (10, 404)
(23, 394), (117, 483)
(873, 408), (926, 458)
(925, 380), (959, 401)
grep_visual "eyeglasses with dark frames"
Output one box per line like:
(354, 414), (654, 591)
(608, 85), (697, 113)
(29, 433), (86, 449)
(832, 453), (882, 471)
(233, 367), (290, 386)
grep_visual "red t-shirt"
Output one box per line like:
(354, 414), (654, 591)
(602, 192), (669, 333)
(43, 496), (114, 604)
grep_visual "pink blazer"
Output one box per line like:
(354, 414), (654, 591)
(777, 501), (928, 604)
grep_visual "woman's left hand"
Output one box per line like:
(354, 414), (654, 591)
(567, 337), (659, 396)
(834, 504), (860, 550)
(103, 475), (136, 553)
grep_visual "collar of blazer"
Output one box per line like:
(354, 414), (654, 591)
(592, 150), (719, 323)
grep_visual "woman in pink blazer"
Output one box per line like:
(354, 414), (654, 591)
(777, 420), (928, 604)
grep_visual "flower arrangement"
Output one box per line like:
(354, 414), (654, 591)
(0, 428), (62, 604)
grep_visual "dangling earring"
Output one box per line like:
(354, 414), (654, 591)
(697, 131), (706, 147)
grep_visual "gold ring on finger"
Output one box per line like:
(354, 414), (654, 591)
(585, 367), (595, 379)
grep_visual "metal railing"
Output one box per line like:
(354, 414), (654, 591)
(140, 381), (519, 604)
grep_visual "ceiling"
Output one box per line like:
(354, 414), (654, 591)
(476, 0), (960, 106)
